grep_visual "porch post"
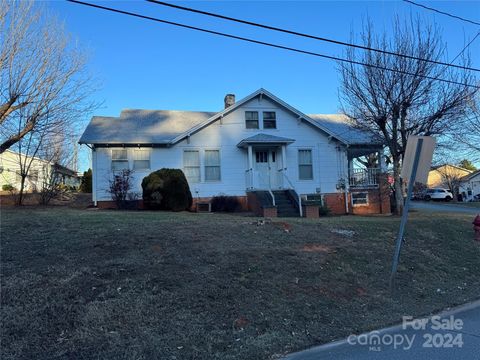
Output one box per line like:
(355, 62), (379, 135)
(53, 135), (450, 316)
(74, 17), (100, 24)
(248, 145), (253, 170)
(281, 145), (287, 170)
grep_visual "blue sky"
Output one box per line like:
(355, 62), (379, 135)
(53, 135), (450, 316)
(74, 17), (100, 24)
(46, 1), (480, 170)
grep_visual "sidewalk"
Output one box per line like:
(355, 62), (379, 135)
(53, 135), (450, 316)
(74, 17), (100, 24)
(282, 300), (480, 360)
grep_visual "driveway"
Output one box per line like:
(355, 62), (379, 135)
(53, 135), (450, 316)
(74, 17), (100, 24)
(411, 201), (479, 215)
(282, 300), (480, 360)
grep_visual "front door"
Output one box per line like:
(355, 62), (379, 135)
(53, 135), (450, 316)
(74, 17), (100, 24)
(254, 150), (279, 189)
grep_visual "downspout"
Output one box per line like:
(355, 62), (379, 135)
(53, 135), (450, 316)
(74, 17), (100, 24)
(92, 146), (97, 207)
(344, 145), (350, 214)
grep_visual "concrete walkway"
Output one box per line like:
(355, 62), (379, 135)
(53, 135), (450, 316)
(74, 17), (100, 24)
(411, 201), (480, 215)
(282, 300), (480, 360)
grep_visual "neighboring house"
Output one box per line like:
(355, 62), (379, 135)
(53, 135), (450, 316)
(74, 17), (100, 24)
(459, 170), (480, 202)
(427, 164), (472, 195)
(79, 88), (391, 216)
(0, 149), (80, 191)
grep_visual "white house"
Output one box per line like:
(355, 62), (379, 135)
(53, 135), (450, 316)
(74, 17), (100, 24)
(79, 89), (390, 216)
(460, 170), (480, 202)
(0, 149), (80, 192)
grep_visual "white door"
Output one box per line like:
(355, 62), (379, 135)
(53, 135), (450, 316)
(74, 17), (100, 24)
(254, 150), (280, 189)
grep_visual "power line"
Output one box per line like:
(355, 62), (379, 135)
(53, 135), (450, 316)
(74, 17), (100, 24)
(403, 0), (480, 26)
(67, 0), (480, 89)
(450, 31), (480, 64)
(147, 0), (480, 73)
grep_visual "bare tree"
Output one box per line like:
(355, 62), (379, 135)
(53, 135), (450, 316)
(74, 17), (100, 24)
(433, 165), (466, 201)
(338, 17), (479, 214)
(0, 0), (96, 154)
(455, 113), (480, 163)
(13, 112), (77, 205)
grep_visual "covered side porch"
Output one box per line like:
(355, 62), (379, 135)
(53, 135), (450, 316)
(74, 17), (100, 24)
(347, 144), (387, 188)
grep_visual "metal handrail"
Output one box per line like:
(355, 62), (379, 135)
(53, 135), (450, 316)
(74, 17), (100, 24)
(279, 169), (302, 217)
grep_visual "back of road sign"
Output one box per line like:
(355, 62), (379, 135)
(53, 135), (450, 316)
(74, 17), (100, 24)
(401, 136), (436, 185)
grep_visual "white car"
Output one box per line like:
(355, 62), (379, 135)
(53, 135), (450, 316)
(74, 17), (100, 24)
(424, 188), (454, 201)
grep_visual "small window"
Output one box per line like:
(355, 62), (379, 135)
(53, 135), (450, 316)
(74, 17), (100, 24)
(263, 111), (276, 129)
(205, 150), (220, 181)
(184, 150), (200, 183)
(28, 170), (39, 181)
(112, 149), (129, 171)
(133, 149), (150, 170)
(298, 150), (313, 180)
(352, 192), (368, 206)
(245, 111), (259, 129)
(256, 151), (268, 163)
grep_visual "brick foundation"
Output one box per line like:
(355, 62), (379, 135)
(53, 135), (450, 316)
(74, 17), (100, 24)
(97, 200), (145, 209)
(323, 193), (349, 215)
(246, 192), (277, 217)
(302, 205), (319, 218)
(191, 196), (249, 212)
(262, 206), (278, 218)
(350, 188), (391, 215)
(322, 189), (391, 215)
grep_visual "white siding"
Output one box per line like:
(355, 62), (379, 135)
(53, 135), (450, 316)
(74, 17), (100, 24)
(92, 96), (348, 201)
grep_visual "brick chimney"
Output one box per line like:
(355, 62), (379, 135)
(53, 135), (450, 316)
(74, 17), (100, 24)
(224, 94), (235, 108)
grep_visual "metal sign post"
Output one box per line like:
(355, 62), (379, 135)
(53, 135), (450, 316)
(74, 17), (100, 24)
(389, 138), (424, 291)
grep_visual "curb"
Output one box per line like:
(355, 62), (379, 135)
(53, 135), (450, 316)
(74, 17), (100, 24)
(282, 299), (480, 359)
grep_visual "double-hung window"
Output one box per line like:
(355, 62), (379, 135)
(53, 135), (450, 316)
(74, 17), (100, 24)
(245, 111), (259, 129)
(263, 111), (277, 129)
(184, 150), (200, 183)
(205, 150), (221, 181)
(133, 149), (150, 170)
(298, 149), (313, 180)
(111, 149), (129, 171)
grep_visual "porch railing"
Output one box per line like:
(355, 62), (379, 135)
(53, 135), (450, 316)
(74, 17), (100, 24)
(349, 168), (380, 187)
(279, 169), (303, 217)
(245, 169), (275, 206)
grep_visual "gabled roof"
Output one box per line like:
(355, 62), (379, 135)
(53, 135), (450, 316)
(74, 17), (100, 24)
(430, 164), (473, 173)
(237, 133), (295, 148)
(461, 169), (480, 182)
(79, 88), (383, 147)
(307, 114), (382, 146)
(79, 110), (216, 145)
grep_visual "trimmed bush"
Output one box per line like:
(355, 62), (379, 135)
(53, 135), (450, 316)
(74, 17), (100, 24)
(2, 184), (15, 192)
(211, 195), (241, 212)
(142, 169), (192, 211)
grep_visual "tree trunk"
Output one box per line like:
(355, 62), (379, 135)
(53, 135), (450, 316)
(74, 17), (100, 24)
(392, 157), (404, 215)
(17, 175), (26, 205)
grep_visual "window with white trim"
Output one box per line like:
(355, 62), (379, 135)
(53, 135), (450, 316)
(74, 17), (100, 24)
(298, 150), (313, 180)
(111, 149), (129, 171)
(245, 111), (259, 129)
(255, 151), (268, 163)
(352, 192), (368, 206)
(184, 150), (200, 183)
(205, 150), (221, 181)
(263, 111), (277, 129)
(133, 149), (150, 170)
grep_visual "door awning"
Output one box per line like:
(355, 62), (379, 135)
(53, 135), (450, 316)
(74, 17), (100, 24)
(237, 133), (295, 148)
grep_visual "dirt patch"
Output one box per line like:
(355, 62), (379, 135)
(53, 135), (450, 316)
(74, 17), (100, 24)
(301, 244), (336, 253)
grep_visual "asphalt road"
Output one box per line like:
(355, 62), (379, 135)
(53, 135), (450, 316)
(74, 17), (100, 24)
(283, 301), (480, 360)
(410, 201), (479, 215)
